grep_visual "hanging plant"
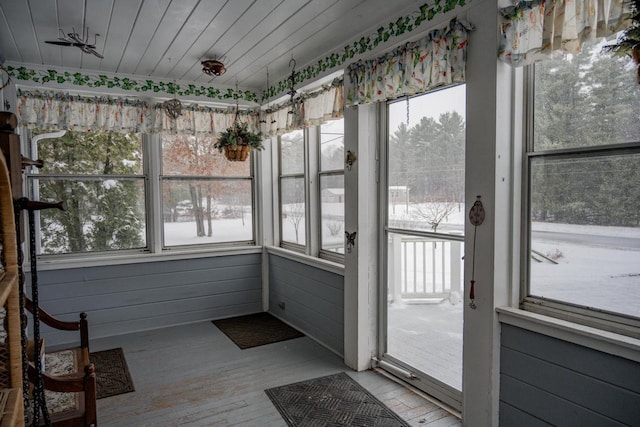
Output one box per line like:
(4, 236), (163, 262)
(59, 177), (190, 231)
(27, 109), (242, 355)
(214, 121), (264, 161)
(603, 0), (640, 83)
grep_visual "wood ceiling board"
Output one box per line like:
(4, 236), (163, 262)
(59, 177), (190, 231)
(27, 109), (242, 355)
(229, 0), (367, 87)
(209, 0), (317, 86)
(238, 0), (421, 87)
(78, 0), (116, 71)
(98, 0), (143, 72)
(115, 0), (172, 75)
(218, 0), (354, 87)
(169, 0), (271, 83)
(76, 0), (115, 70)
(54, 0), (87, 70)
(248, 0), (418, 84)
(150, 0), (232, 77)
(28, 0), (63, 66)
(1, 0), (42, 64)
(132, 0), (200, 76)
(0, 5), (22, 62)
(175, 0), (283, 88)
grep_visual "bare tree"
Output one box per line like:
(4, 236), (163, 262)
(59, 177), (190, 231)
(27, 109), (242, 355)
(413, 200), (456, 232)
(286, 202), (305, 243)
(326, 220), (343, 237)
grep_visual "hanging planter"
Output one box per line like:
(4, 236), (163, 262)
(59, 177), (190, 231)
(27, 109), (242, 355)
(214, 121), (264, 162)
(223, 144), (251, 161)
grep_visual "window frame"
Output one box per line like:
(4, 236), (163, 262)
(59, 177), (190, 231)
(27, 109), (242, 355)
(158, 133), (257, 249)
(25, 128), (260, 260)
(278, 128), (308, 253)
(521, 64), (640, 339)
(26, 129), (149, 257)
(317, 120), (345, 262)
(277, 121), (345, 263)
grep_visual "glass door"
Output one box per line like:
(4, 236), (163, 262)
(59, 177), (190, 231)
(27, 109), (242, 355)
(381, 86), (466, 411)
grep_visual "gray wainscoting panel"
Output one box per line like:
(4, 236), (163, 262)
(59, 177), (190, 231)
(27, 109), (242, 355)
(29, 253), (262, 347)
(500, 324), (640, 426)
(268, 254), (344, 356)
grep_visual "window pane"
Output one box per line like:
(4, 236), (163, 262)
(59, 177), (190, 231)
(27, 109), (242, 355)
(529, 153), (640, 318)
(33, 178), (146, 254)
(387, 87), (465, 235)
(162, 179), (253, 246)
(320, 174), (344, 253)
(280, 130), (304, 175)
(280, 176), (306, 245)
(162, 134), (250, 177)
(534, 41), (640, 151)
(386, 232), (464, 389)
(320, 119), (344, 171)
(34, 130), (143, 175)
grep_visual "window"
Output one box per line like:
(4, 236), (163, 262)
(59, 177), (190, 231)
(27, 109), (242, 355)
(27, 130), (258, 256)
(279, 129), (306, 248)
(524, 39), (640, 334)
(319, 120), (345, 254)
(278, 119), (344, 260)
(28, 130), (146, 255)
(161, 134), (254, 247)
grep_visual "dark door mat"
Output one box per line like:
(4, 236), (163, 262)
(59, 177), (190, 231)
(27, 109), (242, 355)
(265, 372), (410, 426)
(212, 312), (304, 349)
(90, 347), (135, 399)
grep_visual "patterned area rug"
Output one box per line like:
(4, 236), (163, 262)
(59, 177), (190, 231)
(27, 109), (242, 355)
(90, 347), (135, 399)
(265, 372), (410, 427)
(213, 312), (304, 349)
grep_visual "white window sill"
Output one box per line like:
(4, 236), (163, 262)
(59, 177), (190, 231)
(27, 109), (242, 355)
(266, 246), (345, 276)
(32, 245), (263, 271)
(497, 306), (640, 363)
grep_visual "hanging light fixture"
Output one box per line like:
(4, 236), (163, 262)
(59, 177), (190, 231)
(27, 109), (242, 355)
(201, 58), (227, 77)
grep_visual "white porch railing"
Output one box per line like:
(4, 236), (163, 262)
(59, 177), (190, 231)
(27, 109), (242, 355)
(388, 234), (463, 302)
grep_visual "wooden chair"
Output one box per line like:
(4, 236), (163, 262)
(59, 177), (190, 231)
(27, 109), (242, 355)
(25, 302), (96, 427)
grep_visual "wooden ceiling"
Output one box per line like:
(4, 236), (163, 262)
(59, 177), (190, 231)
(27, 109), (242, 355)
(0, 0), (425, 97)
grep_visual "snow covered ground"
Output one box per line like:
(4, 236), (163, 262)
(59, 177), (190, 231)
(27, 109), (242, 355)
(163, 216), (253, 246)
(531, 222), (640, 318)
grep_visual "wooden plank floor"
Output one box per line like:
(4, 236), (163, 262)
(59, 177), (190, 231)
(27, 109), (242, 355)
(387, 301), (463, 390)
(91, 321), (461, 426)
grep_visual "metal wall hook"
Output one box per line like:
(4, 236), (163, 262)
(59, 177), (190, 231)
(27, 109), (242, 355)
(288, 56), (299, 115)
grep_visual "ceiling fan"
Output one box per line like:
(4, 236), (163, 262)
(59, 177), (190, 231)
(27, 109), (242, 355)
(45, 28), (104, 59)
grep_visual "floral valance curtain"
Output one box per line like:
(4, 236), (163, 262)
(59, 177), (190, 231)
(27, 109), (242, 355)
(498, 0), (630, 67)
(149, 105), (257, 136)
(260, 79), (344, 138)
(346, 19), (469, 106)
(17, 90), (259, 136)
(17, 90), (150, 133)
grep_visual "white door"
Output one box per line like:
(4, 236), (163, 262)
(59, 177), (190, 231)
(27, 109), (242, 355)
(380, 86), (466, 412)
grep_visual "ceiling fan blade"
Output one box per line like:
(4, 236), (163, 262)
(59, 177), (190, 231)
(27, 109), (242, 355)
(45, 40), (74, 46)
(86, 48), (104, 59)
(79, 45), (103, 59)
(67, 33), (84, 44)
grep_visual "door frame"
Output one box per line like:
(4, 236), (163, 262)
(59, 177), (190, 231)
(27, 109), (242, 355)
(376, 98), (463, 412)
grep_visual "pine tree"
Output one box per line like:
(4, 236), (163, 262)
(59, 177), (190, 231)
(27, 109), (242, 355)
(36, 130), (144, 254)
